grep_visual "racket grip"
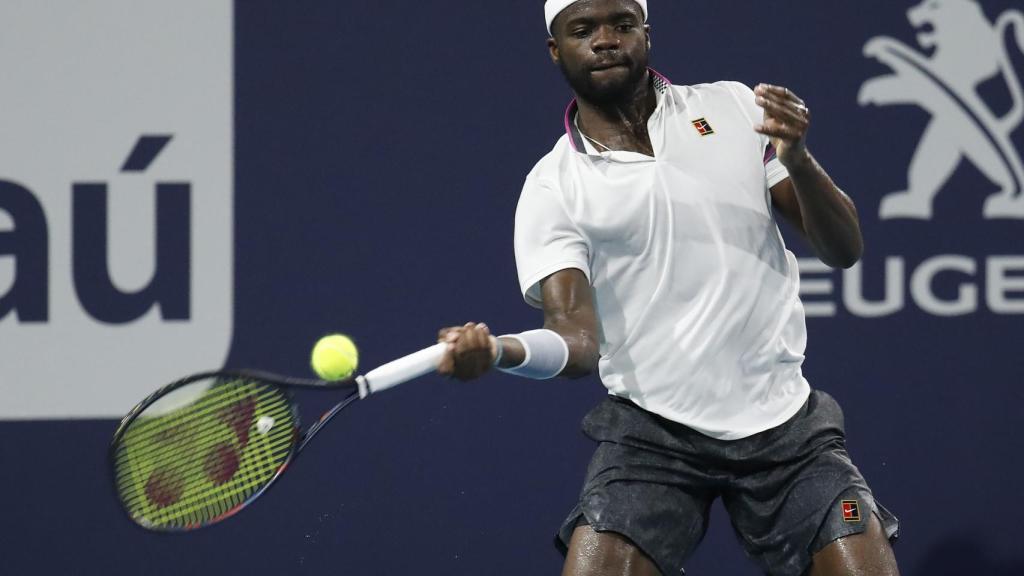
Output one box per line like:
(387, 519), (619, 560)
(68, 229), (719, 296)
(356, 342), (447, 398)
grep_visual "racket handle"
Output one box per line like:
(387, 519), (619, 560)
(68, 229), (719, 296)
(356, 342), (447, 398)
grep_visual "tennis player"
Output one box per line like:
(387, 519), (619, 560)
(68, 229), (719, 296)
(438, 1), (899, 574)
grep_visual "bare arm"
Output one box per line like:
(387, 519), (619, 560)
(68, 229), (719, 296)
(756, 84), (864, 269)
(437, 268), (599, 380)
(770, 168), (863, 269)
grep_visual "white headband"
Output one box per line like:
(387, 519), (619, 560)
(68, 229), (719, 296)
(545, 0), (648, 35)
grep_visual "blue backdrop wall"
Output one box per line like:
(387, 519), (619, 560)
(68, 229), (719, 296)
(2, 1), (1023, 574)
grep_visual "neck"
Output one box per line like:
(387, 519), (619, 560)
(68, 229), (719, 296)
(575, 71), (657, 152)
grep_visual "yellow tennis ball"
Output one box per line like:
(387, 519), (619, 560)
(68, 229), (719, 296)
(311, 334), (359, 381)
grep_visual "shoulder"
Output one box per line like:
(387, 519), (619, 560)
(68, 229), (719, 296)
(515, 136), (583, 226)
(521, 135), (574, 197)
(668, 80), (755, 105)
(667, 80), (761, 126)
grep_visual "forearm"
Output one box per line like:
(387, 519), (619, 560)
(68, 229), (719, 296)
(546, 321), (599, 377)
(495, 324), (598, 378)
(786, 152), (863, 269)
(754, 83), (864, 268)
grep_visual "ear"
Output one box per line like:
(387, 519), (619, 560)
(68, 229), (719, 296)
(645, 24), (652, 50)
(547, 37), (560, 65)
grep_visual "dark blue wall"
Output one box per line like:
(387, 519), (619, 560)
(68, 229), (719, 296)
(3, 1), (1023, 574)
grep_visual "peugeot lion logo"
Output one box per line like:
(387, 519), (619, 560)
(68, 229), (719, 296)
(797, 0), (1024, 318)
(859, 0), (1024, 219)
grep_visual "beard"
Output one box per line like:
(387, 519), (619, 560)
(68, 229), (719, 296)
(558, 55), (649, 106)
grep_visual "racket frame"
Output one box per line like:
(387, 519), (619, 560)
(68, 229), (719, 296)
(110, 369), (359, 532)
(111, 342), (447, 531)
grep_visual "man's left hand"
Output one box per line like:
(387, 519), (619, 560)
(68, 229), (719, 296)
(754, 84), (811, 169)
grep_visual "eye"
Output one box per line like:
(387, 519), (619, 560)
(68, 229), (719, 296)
(616, 23), (635, 32)
(571, 28), (591, 38)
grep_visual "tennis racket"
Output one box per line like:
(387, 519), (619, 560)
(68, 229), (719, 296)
(110, 342), (447, 531)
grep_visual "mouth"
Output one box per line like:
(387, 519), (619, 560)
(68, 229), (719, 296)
(590, 62), (628, 73)
(905, 5), (937, 50)
(914, 22), (936, 49)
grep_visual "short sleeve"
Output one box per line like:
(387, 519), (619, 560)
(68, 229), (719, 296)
(514, 174), (591, 308)
(723, 81), (791, 189)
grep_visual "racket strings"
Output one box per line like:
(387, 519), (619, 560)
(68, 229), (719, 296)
(116, 386), (294, 527)
(116, 388), (279, 494)
(113, 378), (297, 529)
(117, 417), (293, 518)
(116, 386), (286, 475)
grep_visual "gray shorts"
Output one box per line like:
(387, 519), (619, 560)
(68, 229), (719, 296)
(556, 390), (899, 576)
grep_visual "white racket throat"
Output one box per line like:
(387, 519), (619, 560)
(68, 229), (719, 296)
(356, 342), (448, 399)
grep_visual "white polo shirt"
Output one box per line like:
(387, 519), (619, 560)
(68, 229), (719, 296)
(514, 71), (811, 440)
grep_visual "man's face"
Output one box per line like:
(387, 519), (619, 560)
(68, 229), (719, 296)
(548, 0), (650, 103)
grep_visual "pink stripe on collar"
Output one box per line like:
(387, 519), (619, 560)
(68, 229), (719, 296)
(563, 98), (581, 152)
(649, 67), (670, 89)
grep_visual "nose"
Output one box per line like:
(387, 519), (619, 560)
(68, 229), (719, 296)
(591, 25), (619, 52)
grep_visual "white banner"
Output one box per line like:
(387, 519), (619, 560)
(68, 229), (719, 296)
(0, 0), (233, 418)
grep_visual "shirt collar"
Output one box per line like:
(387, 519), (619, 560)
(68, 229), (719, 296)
(563, 68), (671, 154)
